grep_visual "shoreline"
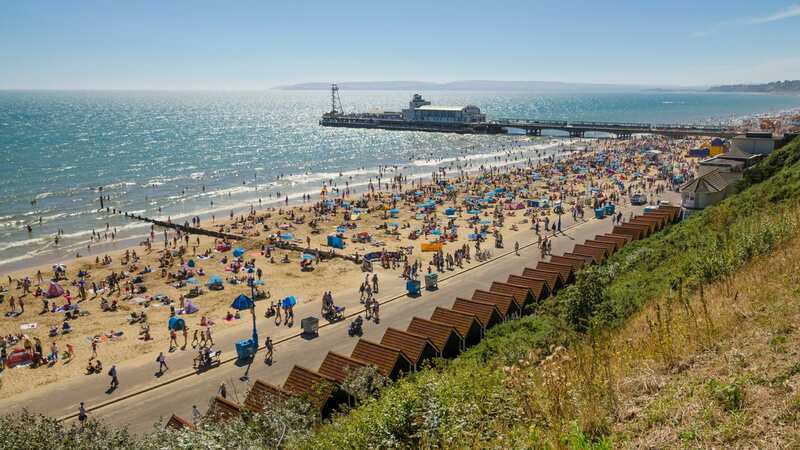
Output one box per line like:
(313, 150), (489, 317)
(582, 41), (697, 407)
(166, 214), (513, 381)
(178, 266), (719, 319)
(0, 138), (576, 276)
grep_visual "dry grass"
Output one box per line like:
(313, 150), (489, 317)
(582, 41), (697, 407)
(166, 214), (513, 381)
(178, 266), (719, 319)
(502, 236), (800, 449)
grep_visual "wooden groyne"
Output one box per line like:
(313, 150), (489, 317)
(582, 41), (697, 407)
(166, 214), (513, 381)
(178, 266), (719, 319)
(125, 213), (358, 263)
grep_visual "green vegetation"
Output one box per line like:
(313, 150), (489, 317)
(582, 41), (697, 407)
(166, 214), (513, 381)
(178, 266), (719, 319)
(2, 137), (799, 449)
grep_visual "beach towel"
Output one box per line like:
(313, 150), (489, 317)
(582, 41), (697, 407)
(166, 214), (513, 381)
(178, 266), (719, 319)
(20, 323), (37, 330)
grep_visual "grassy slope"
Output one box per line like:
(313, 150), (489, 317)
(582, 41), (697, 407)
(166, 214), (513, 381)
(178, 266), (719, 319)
(294, 137), (800, 449)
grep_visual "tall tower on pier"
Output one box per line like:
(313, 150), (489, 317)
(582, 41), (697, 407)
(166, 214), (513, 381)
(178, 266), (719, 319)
(330, 83), (343, 115)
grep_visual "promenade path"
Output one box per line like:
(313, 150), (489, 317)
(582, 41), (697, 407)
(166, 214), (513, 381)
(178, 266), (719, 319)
(0, 192), (678, 434)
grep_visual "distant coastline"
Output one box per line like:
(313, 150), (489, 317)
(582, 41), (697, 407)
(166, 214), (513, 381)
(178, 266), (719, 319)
(275, 80), (678, 93)
(707, 80), (800, 95)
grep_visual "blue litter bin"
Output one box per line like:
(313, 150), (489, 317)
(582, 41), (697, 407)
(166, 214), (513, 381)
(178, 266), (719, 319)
(406, 279), (421, 297)
(235, 338), (257, 361)
(604, 204), (615, 215)
(595, 208), (605, 219)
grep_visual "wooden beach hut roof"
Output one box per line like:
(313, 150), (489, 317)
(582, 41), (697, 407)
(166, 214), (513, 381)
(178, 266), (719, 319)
(282, 365), (338, 410)
(488, 282), (534, 307)
(584, 239), (617, 255)
(207, 396), (241, 423)
(407, 317), (463, 358)
(351, 339), (412, 379)
(603, 232), (632, 244)
(535, 261), (575, 284)
(622, 221), (653, 237)
(573, 243), (608, 263)
(549, 254), (587, 270)
(595, 233), (629, 249)
(507, 274), (550, 301)
(630, 216), (661, 232)
(245, 379), (290, 412)
(612, 225), (644, 240)
(451, 297), (503, 327)
(381, 327), (439, 366)
(475, 287), (522, 316)
(519, 268), (562, 293)
(564, 252), (596, 265)
(318, 351), (369, 385)
(165, 414), (195, 431)
(430, 306), (483, 347)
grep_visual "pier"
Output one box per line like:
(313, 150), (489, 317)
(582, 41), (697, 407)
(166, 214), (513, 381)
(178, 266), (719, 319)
(320, 115), (738, 138)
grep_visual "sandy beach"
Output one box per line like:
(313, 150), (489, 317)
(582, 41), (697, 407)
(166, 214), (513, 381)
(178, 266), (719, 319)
(0, 134), (703, 401)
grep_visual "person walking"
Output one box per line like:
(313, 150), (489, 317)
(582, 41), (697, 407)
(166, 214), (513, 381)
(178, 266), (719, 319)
(108, 365), (119, 389)
(218, 382), (227, 399)
(264, 336), (273, 365)
(192, 405), (201, 425)
(169, 329), (178, 350)
(156, 352), (167, 375)
(206, 327), (214, 346)
(78, 402), (88, 426)
(514, 241), (520, 256)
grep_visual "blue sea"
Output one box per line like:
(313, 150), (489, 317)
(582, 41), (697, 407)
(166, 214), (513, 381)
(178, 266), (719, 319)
(1, 90), (799, 272)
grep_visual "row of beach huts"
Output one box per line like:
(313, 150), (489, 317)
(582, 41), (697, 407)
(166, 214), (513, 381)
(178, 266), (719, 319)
(165, 205), (682, 430)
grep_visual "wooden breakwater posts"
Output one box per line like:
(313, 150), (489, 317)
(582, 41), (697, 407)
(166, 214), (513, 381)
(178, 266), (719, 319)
(124, 212), (358, 263)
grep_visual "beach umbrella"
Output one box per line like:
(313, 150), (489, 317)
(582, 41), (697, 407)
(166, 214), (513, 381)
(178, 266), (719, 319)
(168, 316), (186, 331)
(186, 277), (200, 285)
(468, 209), (481, 215)
(253, 279), (265, 286)
(279, 233), (294, 240)
(231, 293), (254, 311)
(431, 229), (442, 236)
(207, 275), (223, 286)
(233, 247), (245, 258)
(301, 253), (315, 261)
(281, 295), (297, 309)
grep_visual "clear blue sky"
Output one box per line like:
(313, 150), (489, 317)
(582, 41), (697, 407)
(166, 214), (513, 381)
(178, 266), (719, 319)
(1, 0), (799, 89)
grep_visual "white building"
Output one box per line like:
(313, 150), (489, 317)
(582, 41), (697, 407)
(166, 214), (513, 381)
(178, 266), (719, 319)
(401, 94), (486, 124)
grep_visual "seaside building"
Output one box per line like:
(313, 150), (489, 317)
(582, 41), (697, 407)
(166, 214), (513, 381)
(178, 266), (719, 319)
(680, 144), (765, 215)
(401, 94), (486, 124)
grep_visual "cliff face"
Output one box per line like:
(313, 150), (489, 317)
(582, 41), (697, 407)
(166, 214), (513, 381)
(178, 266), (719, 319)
(709, 80), (800, 94)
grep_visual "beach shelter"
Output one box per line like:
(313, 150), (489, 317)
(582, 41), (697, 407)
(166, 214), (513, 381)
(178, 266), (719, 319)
(327, 234), (344, 249)
(187, 259), (196, 268)
(389, 208), (400, 218)
(186, 277), (200, 285)
(231, 294), (255, 311)
(46, 282), (64, 298)
(444, 207), (456, 216)
(335, 226), (347, 234)
(168, 315), (186, 331)
(207, 275), (224, 287)
(233, 247), (245, 258)
(279, 233), (294, 241)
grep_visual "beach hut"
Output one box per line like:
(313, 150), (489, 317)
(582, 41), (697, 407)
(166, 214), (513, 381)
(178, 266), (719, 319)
(350, 339), (412, 379)
(380, 328), (438, 370)
(282, 366), (345, 417)
(451, 298), (503, 329)
(244, 380), (289, 412)
(430, 307), (483, 347)
(406, 317), (463, 358)
(317, 351), (369, 385)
